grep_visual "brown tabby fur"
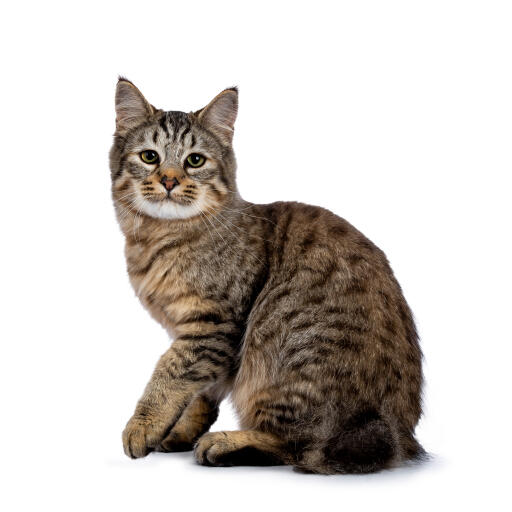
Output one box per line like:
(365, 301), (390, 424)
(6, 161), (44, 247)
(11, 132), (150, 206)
(110, 78), (424, 474)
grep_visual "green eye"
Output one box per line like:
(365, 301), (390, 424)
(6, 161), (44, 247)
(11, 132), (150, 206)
(186, 153), (206, 168)
(140, 150), (160, 164)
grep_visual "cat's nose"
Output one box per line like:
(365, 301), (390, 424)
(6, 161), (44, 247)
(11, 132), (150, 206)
(160, 176), (180, 191)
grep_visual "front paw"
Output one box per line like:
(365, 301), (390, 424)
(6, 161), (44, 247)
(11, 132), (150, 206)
(122, 416), (167, 459)
(156, 430), (195, 453)
(194, 432), (232, 466)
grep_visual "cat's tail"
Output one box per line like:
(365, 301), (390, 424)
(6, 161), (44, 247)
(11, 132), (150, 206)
(293, 407), (426, 474)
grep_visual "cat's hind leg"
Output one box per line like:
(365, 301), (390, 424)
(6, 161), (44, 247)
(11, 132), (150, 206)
(157, 394), (219, 452)
(194, 430), (289, 467)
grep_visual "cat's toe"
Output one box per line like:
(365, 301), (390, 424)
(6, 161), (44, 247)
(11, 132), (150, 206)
(122, 416), (165, 459)
(194, 432), (231, 466)
(123, 422), (150, 458)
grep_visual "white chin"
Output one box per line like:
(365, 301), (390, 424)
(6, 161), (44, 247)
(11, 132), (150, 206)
(136, 196), (201, 220)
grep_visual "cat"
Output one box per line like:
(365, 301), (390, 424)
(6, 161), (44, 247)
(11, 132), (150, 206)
(110, 78), (424, 474)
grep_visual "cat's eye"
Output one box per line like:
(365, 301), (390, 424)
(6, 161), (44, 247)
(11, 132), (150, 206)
(186, 153), (206, 168)
(140, 150), (160, 164)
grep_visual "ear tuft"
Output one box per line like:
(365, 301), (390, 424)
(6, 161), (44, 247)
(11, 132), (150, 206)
(115, 78), (154, 133)
(197, 88), (238, 145)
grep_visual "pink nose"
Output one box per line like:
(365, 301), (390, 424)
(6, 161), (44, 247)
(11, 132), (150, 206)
(160, 176), (179, 191)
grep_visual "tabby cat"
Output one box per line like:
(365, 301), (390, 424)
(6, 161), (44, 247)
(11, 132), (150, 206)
(110, 78), (424, 474)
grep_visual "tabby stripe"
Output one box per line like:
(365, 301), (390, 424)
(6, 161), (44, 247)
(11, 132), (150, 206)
(277, 211), (293, 266)
(178, 333), (232, 343)
(136, 232), (202, 274)
(299, 232), (316, 252)
(309, 264), (337, 289)
(384, 318), (397, 335)
(298, 265), (326, 275)
(112, 138), (127, 180)
(159, 114), (169, 136)
(169, 116), (179, 142)
(268, 288), (291, 304)
(325, 306), (346, 315)
(254, 402), (299, 414)
(346, 253), (365, 265)
(282, 310), (302, 322)
(133, 241), (179, 275)
(255, 409), (298, 424)
(178, 311), (225, 324)
(345, 279), (368, 294)
(289, 321), (316, 331)
(192, 351), (230, 367)
(116, 180), (130, 193)
(189, 351), (226, 367)
(190, 345), (233, 359)
(170, 348), (190, 366)
(308, 294), (326, 305)
(207, 183), (222, 200)
(179, 126), (190, 143)
(379, 336), (395, 348)
(218, 172), (229, 190)
(181, 369), (217, 382)
(285, 344), (333, 359)
(282, 389), (323, 406)
(114, 154), (127, 180)
(329, 224), (348, 236)
(337, 336), (362, 352)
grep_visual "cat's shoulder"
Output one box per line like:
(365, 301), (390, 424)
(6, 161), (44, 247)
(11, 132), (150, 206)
(258, 200), (386, 258)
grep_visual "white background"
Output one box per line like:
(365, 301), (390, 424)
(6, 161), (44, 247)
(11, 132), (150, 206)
(1, 1), (511, 510)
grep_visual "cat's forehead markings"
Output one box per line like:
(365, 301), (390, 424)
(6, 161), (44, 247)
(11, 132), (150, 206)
(136, 131), (147, 144)
(159, 114), (170, 138)
(178, 125), (191, 145)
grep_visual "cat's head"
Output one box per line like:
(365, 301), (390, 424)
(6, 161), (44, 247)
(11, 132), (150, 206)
(110, 78), (238, 221)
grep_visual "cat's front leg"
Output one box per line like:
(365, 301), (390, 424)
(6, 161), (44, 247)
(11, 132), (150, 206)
(122, 335), (235, 458)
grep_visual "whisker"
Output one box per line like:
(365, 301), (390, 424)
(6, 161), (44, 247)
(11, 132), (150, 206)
(116, 190), (139, 202)
(214, 209), (277, 247)
(201, 208), (230, 249)
(197, 210), (218, 250)
(203, 206), (268, 267)
(221, 205), (278, 227)
(117, 199), (138, 221)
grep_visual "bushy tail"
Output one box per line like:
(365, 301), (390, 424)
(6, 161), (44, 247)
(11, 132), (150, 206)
(294, 407), (424, 474)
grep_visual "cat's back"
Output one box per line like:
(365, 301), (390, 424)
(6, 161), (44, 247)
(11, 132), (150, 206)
(252, 200), (391, 276)
(234, 200), (422, 431)
(249, 201), (420, 363)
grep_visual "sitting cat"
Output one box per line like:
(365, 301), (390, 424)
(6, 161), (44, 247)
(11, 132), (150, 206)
(110, 78), (424, 473)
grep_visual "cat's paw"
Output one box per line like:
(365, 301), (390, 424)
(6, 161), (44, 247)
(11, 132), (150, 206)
(194, 431), (233, 466)
(122, 416), (167, 459)
(156, 430), (195, 453)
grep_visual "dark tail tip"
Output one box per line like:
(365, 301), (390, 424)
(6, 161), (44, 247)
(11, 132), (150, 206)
(324, 408), (396, 474)
(294, 407), (398, 474)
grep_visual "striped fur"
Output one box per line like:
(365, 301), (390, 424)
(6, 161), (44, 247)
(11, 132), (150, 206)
(111, 79), (424, 473)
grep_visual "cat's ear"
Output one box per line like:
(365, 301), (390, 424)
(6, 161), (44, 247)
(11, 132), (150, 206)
(115, 77), (155, 133)
(196, 87), (238, 145)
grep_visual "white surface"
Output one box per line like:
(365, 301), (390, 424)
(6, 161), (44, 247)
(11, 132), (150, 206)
(1, 1), (510, 510)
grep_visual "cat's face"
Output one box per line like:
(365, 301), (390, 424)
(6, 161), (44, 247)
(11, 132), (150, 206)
(110, 79), (238, 221)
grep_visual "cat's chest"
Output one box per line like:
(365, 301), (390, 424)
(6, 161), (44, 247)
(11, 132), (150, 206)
(124, 237), (229, 335)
